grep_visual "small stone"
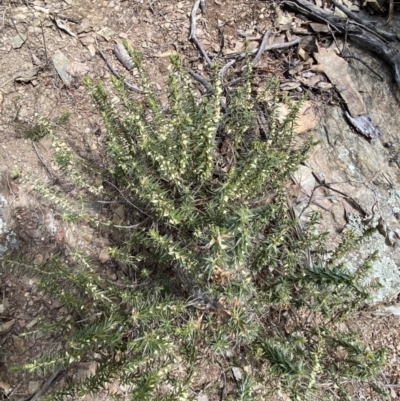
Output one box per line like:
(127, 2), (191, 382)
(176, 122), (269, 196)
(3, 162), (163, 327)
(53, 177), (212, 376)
(80, 225), (94, 243)
(87, 44), (96, 57)
(28, 381), (40, 394)
(97, 27), (115, 41)
(231, 367), (242, 382)
(0, 381), (11, 394)
(52, 50), (72, 86)
(99, 247), (110, 264)
(11, 33), (27, 49)
(33, 254), (44, 265)
(26, 319), (37, 329)
(12, 335), (27, 354)
(0, 319), (15, 335)
(51, 299), (62, 309)
(113, 205), (125, 223)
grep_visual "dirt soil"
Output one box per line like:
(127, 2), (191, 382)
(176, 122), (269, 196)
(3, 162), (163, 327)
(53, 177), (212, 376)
(0, 0), (400, 400)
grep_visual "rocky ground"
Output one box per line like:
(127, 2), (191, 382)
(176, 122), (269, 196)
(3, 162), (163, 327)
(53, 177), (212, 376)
(1, 0), (400, 400)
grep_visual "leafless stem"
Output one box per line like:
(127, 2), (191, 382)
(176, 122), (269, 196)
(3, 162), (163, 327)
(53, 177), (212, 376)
(239, 37), (301, 59)
(385, 0), (394, 25)
(0, 143), (8, 159)
(98, 49), (143, 93)
(40, 18), (48, 65)
(219, 59), (236, 79)
(189, 70), (213, 92)
(26, 367), (63, 401)
(200, 0), (206, 16)
(52, 13), (80, 24)
(31, 140), (54, 182)
(189, 0), (212, 66)
(103, 179), (151, 218)
(252, 30), (271, 66)
(328, 0), (394, 41)
(342, 54), (384, 81)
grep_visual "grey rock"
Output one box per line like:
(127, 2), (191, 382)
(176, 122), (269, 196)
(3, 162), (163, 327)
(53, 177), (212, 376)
(300, 35), (400, 304)
(52, 50), (72, 86)
(11, 33), (27, 49)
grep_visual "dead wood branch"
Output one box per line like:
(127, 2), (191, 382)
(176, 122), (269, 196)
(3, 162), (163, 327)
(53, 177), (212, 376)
(341, 54), (384, 81)
(219, 59), (236, 78)
(239, 37), (301, 59)
(32, 140), (54, 182)
(282, 0), (400, 88)
(385, 0), (394, 25)
(189, 0), (212, 66)
(189, 70), (213, 92)
(25, 367), (63, 401)
(98, 49), (143, 93)
(252, 30), (272, 66)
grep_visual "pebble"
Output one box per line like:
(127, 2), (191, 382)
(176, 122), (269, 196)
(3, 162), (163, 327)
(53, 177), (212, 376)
(28, 381), (40, 394)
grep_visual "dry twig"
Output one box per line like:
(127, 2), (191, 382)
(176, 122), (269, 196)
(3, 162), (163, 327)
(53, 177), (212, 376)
(98, 49), (143, 93)
(252, 30), (272, 66)
(31, 140), (54, 182)
(189, 70), (213, 92)
(189, 0), (212, 66)
(219, 59), (236, 79)
(237, 37), (301, 60)
(25, 367), (63, 401)
(385, 0), (394, 25)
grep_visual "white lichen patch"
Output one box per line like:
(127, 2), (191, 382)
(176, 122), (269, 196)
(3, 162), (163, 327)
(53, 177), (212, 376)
(0, 194), (17, 257)
(0, 195), (8, 233)
(388, 189), (400, 214)
(344, 213), (400, 303)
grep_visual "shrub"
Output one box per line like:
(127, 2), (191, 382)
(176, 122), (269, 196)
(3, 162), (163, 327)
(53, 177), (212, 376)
(3, 45), (386, 400)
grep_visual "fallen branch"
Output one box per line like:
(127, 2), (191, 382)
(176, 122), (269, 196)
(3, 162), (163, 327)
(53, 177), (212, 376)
(32, 140), (54, 182)
(189, 0), (212, 66)
(98, 49), (143, 93)
(189, 72), (227, 112)
(219, 59), (236, 78)
(328, 0), (394, 41)
(282, 0), (400, 88)
(385, 0), (394, 25)
(189, 70), (213, 92)
(25, 367), (63, 401)
(341, 54), (384, 81)
(239, 37), (301, 59)
(252, 30), (272, 66)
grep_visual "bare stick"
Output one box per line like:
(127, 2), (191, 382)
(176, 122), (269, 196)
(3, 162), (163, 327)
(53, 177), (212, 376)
(0, 143), (8, 159)
(40, 19), (48, 65)
(329, 0), (395, 41)
(31, 140), (54, 182)
(51, 13), (80, 24)
(238, 37), (301, 59)
(26, 367), (63, 401)
(342, 54), (384, 81)
(252, 30), (272, 66)
(329, 0), (372, 28)
(98, 49), (143, 93)
(103, 179), (151, 218)
(189, 70), (213, 91)
(189, 0), (212, 66)
(384, 0), (394, 25)
(219, 59), (236, 78)
(189, 71), (227, 112)
(200, 0), (206, 16)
